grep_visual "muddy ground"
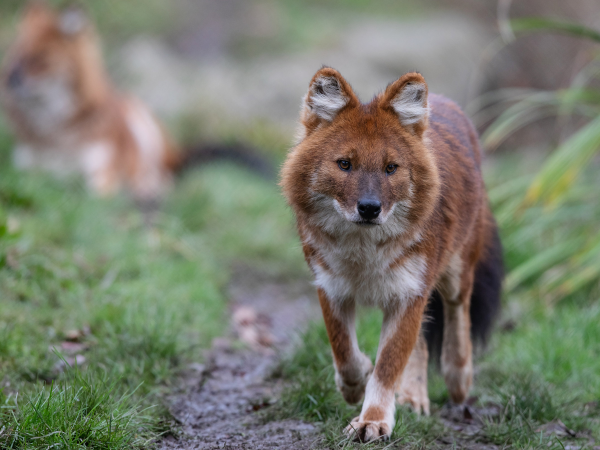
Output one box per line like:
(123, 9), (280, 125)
(159, 268), (322, 450)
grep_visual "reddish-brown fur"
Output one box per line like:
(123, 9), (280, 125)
(318, 288), (353, 368)
(374, 299), (426, 389)
(0, 1), (178, 201)
(281, 67), (496, 441)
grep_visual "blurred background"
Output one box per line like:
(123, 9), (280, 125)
(0, 1), (599, 448)
(2, 0), (598, 145)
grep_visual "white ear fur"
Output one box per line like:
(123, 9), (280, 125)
(391, 82), (428, 126)
(59, 7), (87, 36)
(306, 76), (349, 122)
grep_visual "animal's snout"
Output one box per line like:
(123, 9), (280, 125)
(357, 197), (381, 221)
(7, 65), (24, 90)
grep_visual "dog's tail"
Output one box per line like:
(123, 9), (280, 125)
(165, 142), (275, 180)
(424, 217), (504, 360)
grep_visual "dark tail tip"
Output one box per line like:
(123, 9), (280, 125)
(424, 221), (504, 361)
(175, 143), (275, 180)
(469, 223), (503, 347)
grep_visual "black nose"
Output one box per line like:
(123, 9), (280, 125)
(357, 198), (382, 220)
(7, 66), (23, 89)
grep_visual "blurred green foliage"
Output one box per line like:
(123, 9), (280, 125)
(474, 18), (600, 303)
(0, 112), (302, 446)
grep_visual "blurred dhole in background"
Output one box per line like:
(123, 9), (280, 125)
(0, 1), (598, 449)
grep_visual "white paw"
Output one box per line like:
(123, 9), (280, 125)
(344, 416), (392, 442)
(335, 353), (373, 404)
(442, 361), (472, 404)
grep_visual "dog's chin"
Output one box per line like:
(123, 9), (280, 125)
(352, 220), (380, 227)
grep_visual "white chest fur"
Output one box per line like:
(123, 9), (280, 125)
(308, 230), (428, 309)
(14, 139), (109, 169)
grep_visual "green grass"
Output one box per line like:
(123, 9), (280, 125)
(0, 116), (303, 447)
(0, 367), (156, 449)
(273, 159), (600, 449)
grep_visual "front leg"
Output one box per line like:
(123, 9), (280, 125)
(318, 289), (373, 404)
(345, 298), (427, 442)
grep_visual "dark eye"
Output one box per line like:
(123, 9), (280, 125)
(385, 164), (398, 175)
(338, 160), (351, 171)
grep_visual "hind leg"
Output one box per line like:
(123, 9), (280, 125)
(438, 253), (475, 404)
(396, 330), (430, 415)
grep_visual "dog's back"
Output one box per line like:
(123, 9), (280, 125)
(425, 219), (503, 357)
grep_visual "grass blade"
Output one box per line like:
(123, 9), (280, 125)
(525, 114), (600, 206)
(505, 238), (585, 292)
(511, 17), (600, 43)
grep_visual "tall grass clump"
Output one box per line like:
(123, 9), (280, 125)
(0, 366), (155, 449)
(473, 12), (600, 303)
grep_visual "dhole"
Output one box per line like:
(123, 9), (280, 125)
(0, 2), (177, 202)
(281, 67), (502, 442)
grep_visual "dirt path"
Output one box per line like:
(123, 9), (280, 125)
(159, 267), (322, 450)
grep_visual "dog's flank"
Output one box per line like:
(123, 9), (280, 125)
(0, 1), (176, 201)
(424, 218), (503, 358)
(281, 67), (502, 442)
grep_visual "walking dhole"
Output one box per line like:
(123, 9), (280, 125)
(281, 67), (502, 442)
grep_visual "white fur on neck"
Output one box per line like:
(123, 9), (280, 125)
(306, 196), (427, 310)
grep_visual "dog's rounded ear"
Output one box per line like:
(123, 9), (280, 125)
(58, 5), (88, 36)
(24, 1), (52, 17)
(381, 72), (429, 136)
(297, 67), (359, 141)
(21, 1), (55, 32)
